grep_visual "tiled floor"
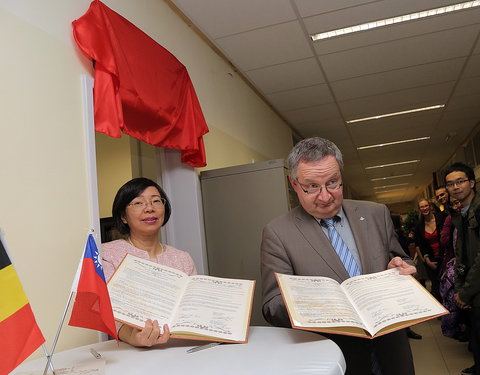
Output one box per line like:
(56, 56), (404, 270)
(410, 319), (473, 375)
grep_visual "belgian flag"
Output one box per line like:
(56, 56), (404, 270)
(0, 238), (45, 375)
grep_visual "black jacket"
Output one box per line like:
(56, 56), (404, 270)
(414, 211), (447, 260)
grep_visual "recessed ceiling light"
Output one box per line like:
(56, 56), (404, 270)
(357, 137), (430, 150)
(366, 160), (419, 169)
(310, 1), (480, 41)
(371, 174), (413, 181)
(373, 183), (409, 189)
(346, 105), (445, 124)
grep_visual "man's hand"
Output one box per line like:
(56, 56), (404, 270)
(387, 256), (417, 275)
(454, 292), (471, 309)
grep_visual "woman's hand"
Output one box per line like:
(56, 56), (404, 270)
(425, 257), (438, 270)
(119, 319), (171, 347)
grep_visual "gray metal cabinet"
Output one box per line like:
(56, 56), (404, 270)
(200, 159), (296, 326)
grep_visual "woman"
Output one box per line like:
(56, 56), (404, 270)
(440, 196), (462, 272)
(102, 177), (196, 347)
(414, 199), (446, 302)
(440, 196), (467, 340)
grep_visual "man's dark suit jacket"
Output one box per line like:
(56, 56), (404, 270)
(261, 199), (415, 375)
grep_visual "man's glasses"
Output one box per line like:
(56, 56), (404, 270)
(446, 179), (470, 189)
(295, 178), (343, 195)
(128, 198), (166, 210)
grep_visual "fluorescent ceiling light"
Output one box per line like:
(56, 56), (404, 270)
(371, 174), (413, 181)
(357, 137), (430, 150)
(346, 105), (445, 124)
(373, 183), (409, 189)
(366, 160), (419, 169)
(311, 1), (480, 41)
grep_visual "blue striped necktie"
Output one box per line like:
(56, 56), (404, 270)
(323, 217), (361, 277)
(323, 218), (380, 373)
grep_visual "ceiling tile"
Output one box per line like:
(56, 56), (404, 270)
(282, 102), (341, 124)
(245, 58), (325, 94)
(453, 76), (480, 97)
(474, 37), (480, 54)
(298, 118), (352, 144)
(318, 26), (479, 81)
(215, 21), (313, 71)
(463, 54), (480, 78)
(266, 84), (334, 111)
(174, 0), (296, 38)
(339, 81), (454, 119)
(294, 0), (377, 17)
(448, 93), (480, 114)
(331, 58), (465, 101)
(349, 115), (438, 147)
(303, 0), (475, 35)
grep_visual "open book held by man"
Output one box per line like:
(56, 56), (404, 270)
(276, 268), (448, 339)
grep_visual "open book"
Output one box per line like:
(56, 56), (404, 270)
(107, 254), (255, 343)
(276, 268), (448, 339)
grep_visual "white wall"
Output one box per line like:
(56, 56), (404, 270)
(0, 0), (293, 361)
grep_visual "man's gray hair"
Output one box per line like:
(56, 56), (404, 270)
(287, 137), (343, 178)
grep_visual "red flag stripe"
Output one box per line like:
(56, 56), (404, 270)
(0, 303), (45, 375)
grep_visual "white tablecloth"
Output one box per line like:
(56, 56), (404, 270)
(15, 326), (346, 374)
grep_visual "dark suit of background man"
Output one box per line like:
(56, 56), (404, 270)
(261, 137), (416, 375)
(445, 162), (480, 375)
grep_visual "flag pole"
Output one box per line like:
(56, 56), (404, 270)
(42, 291), (75, 375)
(41, 344), (56, 375)
(42, 229), (94, 375)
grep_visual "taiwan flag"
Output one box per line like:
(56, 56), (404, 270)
(68, 234), (118, 340)
(0, 236), (45, 375)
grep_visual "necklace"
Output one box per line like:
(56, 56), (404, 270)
(127, 237), (165, 255)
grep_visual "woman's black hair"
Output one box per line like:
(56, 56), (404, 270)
(112, 177), (172, 235)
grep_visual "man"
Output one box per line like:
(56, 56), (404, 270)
(261, 137), (416, 375)
(435, 186), (449, 212)
(444, 162), (480, 375)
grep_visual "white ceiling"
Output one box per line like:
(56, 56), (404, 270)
(170, 0), (480, 204)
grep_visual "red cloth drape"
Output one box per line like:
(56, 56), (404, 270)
(72, 0), (208, 167)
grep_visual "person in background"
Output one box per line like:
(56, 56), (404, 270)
(444, 162), (480, 375)
(391, 214), (423, 340)
(440, 195), (467, 342)
(408, 230), (428, 287)
(440, 196), (462, 273)
(435, 186), (449, 212)
(102, 177), (196, 347)
(261, 137), (416, 375)
(414, 199), (446, 302)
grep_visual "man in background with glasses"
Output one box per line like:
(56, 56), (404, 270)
(435, 186), (450, 212)
(444, 162), (480, 375)
(261, 137), (416, 375)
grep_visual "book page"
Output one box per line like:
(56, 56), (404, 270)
(341, 268), (447, 336)
(107, 255), (189, 328)
(171, 275), (254, 342)
(276, 274), (367, 330)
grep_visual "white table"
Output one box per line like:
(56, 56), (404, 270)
(15, 326), (346, 374)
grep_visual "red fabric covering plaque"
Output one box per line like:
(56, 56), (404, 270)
(72, 0), (208, 167)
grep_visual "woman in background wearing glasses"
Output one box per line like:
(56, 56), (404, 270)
(102, 177), (197, 347)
